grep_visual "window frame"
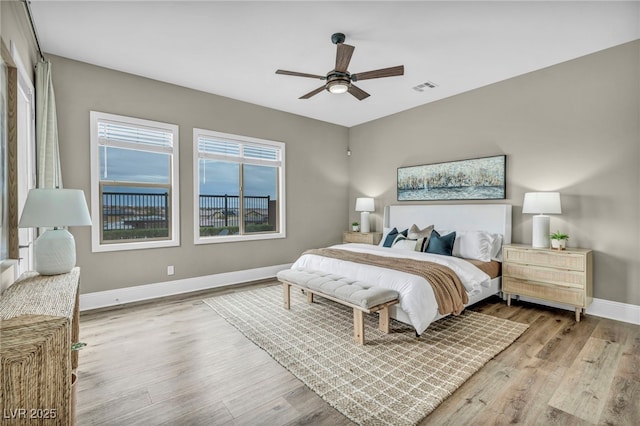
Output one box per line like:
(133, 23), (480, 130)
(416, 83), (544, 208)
(193, 128), (286, 244)
(90, 111), (180, 252)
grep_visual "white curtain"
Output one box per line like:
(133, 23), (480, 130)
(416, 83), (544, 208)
(35, 60), (63, 188)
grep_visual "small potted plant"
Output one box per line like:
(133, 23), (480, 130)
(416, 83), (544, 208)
(351, 222), (360, 232)
(550, 231), (569, 250)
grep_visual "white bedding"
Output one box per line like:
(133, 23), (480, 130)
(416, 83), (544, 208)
(290, 243), (492, 335)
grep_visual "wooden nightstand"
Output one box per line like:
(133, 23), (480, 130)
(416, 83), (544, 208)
(502, 244), (593, 321)
(343, 231), (382, 245)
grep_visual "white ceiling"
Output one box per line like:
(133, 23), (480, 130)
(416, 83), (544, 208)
(30, 1), (640, 127)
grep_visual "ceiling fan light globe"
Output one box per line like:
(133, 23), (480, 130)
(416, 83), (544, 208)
(327, 81), (349, 94)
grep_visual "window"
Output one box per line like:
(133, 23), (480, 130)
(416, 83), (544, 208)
(90, 111), (179, 252)
(193, 128), (285, 244)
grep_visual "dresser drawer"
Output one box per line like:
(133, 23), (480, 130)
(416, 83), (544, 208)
(503, 277), (584, 307)
(503, 263), (585, 289)
(503, 247), (585, 271)
(343, 232), (382, 245)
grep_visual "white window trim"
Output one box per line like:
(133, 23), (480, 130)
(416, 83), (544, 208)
(193, 128), (286, 245)
(90, 111), (180, 252)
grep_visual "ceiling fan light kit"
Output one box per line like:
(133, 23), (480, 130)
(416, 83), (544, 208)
(327, 78), (350, 94)
(276, 32), (404, 100)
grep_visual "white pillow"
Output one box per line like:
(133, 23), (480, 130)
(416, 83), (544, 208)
(490, 234), (504, 261)
(391, 234), (425, 251)
(450, 230), (501, 262)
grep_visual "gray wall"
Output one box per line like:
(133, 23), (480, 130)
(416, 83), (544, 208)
(348, 41), (640, 306)
(49, 55), (349, 294)
(1, 0), (39, 77)
(5, 3), (639, 307)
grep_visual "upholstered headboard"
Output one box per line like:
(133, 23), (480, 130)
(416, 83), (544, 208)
(383, 204), (512, 244)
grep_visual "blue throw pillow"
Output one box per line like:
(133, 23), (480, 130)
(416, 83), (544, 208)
(383, 228), (408, 247)
(383, 228), (399, 247)
(426, 230), (456, 256)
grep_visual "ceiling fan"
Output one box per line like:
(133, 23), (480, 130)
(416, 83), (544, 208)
(276, 33), (404, 100)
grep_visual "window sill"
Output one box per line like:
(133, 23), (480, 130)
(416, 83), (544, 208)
(92, 238), (180, 253)
(194, 232), (286, 245)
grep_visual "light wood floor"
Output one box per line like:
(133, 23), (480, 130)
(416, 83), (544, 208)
(77, 282), (639, 425)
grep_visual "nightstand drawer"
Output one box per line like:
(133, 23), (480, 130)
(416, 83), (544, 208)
(503, 263), (585, 289)
(503, 277), (584, 306)
(343, 232), (382, 245)
(503, 247), (585, 271)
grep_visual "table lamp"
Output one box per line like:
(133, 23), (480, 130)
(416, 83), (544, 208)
(522, 192), (562, 248)
(18, 188), (92, 275)
(355, 197), (374, 233)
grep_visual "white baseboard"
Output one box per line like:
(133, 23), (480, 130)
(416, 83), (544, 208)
(517, 296), (640, 325)
(80, 263), (292, 311)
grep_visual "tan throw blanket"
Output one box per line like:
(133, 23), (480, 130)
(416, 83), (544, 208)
(303, 248), (469, 316)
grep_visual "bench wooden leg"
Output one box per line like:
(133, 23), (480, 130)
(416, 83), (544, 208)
(283, 283), (291, 310)
(378, 306), (390, 334)
(306, 291), (314, 304)
(353, 309), (365, 345)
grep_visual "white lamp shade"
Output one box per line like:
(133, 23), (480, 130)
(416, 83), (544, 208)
(19, 189), (92, 228)
(522, 192), (562, 215)
(355, 197), (375, 212)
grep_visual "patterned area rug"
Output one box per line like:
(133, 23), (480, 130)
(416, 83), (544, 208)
(204, 285), (528, 425)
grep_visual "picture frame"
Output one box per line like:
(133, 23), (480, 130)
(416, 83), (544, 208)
(397, 155), (506, 201)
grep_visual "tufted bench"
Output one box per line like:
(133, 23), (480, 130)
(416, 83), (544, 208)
(276, 268), (399, 345)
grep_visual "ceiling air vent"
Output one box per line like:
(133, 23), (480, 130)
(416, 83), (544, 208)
(412, 81), (438, 92)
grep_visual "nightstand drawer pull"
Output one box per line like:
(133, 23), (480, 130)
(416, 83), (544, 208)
(503, 278), (584, 306)
(503, 248), (585, 271)
(503, 264), (585, 288)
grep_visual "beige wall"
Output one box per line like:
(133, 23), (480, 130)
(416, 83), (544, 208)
(1, 0), (39, 77)
(349, 41), (640, 306)
(49, 55), (349, 294)
(6, 3), (639, 307)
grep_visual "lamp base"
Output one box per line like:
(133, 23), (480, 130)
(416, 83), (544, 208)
(34, 229), (77, 275)
(532, 215), (550, 248)
(360, 211), (371, 233)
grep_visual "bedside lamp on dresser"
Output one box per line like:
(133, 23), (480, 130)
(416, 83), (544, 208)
(355, 197), (375, 233)
(522, 192), (562, 249)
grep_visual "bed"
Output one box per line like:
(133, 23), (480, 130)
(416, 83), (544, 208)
(289, 204), (512, 335)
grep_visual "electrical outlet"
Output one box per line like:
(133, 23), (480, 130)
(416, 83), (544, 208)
(167, 265), (175, 276)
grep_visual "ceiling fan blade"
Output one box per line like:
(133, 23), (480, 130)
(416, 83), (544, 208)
(299, 86), (326, 99)
(335, 43), (355, 73)
(276, 70), (326, 80)
(348, 85), (370, 101)
(351, 65), (404, 82)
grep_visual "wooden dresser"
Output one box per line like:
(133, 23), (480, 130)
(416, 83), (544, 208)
(0, 267), (80, 424)
(343, 231), (382, 245)
(502, 244), (592, 321)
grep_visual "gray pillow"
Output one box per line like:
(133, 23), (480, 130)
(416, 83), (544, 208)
(408, 224), (434, 251)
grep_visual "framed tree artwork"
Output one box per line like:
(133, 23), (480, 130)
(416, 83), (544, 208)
(397, 155), (506, 201)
